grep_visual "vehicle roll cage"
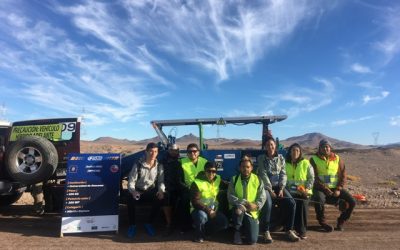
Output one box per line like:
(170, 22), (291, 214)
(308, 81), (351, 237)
(151, 115), (287, 150)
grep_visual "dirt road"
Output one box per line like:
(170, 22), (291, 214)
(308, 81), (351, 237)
(1, 204), (399, 250)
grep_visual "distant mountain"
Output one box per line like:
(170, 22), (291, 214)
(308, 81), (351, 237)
(87, 132), (372, 150)
(281, 133), (367, 149)
(92, 137), (136, 144)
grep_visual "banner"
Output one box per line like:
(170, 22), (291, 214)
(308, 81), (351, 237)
(60, 153), (121, 236)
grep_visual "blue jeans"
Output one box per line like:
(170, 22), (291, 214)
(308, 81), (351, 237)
(191, 209), (228, 238)
(261, 188), (296, 232)
(232, 209), (259, 244)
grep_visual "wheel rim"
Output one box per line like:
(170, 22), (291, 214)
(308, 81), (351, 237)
(15, 146), (43, 174)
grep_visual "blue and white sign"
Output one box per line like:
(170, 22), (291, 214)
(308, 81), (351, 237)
(60, 153), (121, 236)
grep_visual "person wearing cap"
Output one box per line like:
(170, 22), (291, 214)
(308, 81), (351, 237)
(190, 161), (228, 243)
(228, 155), (266, 245)
(126, 142), (166, 238)
(285, 143), (314, 239)
(311, 139), (356, 232)
(177, 143), (208, 232)
(256, 136), (299, 243)
(160, 143), (181, 236)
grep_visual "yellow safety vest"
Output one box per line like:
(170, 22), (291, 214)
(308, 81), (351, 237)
(190, 175), (221, 212)
(286, 159), (313, 195)
(311, 154), (340, 188)
(180, 157), (208, 187)
(231, 173), (260, 219)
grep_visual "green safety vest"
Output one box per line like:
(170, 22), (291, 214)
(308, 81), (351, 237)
(286, 159), (313, 195)
(231, 173), (260, 219)
(311, 154), (340, 188)
(190, 175), (221, 212)
(180, 157), (208, 187)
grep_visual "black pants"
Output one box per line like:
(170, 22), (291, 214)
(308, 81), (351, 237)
(313, 188), (356, 223)
(176, 188), (192, 230)
(127, 187), (164, 225)
(291, 193), (309, 235)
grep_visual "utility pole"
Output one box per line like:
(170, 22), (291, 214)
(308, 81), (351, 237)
(372, 132), (379, 146)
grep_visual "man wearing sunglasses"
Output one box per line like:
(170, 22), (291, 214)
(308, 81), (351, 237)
(177, 143), (208, 232)
(190, 161), (228, 243)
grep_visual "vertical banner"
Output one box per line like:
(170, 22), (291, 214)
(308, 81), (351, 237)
(60, 153), (121, 236)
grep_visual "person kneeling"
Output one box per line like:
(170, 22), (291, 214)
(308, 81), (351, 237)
(228, 156), (266, 245)
(190, 162), (228, 243)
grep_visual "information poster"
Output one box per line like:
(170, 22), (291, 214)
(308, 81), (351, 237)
(60, 153), (121, 236)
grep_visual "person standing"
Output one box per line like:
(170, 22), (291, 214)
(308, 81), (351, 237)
(177, 143), (208, 232)
(190, 161), (228, 243)
(311, 139), (356, 232)
(160, 143), (181, 236)
(127, 142), (166, 238)
(228, 155), (266, 245)
(257, 137), (299, 243)
(285, 143), (314, 239)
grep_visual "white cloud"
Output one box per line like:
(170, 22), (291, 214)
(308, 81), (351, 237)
(374, 6), (400, 65)
(261, 77), (334, 118)
(357, 81), (380, 89)
(390, 116), (400, 126)
(0, 9), (169, 126)
(331, 115), (375, 127)
(351, 63), (372, 73)
(362, 91), (390, 104)
(120, 0), (323, 81)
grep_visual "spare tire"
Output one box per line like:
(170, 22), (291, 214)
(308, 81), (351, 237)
(5, 136), (58, 185)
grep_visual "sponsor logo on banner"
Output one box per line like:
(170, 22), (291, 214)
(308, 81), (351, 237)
(224, 154), (236, 159)
(110, 165), (119, 173)
(87, 156), (103, 161)
(69, 165), (78, 173)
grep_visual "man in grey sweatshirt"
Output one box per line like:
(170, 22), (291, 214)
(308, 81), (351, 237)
(127, 142), (166, 238)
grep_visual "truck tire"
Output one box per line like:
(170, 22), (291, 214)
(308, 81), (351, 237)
(0, 191), (24, 206)
(5, 136), (58, 185)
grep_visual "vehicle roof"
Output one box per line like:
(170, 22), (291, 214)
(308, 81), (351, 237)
(11, 117), (81, 126)
(151, 115), (287, 127)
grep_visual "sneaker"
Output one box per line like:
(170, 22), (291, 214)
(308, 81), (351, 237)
(299, 233), (307, 240)
(336, 219), (345, 231)
(233, 231), (243, 245)
(286, 230), (300, 242)
(127, 225), (137, 238)
(263, 231), (273, 243)
(193, 237), (204, 243)
(320, 222), (334, 232)
(144, 223), (155, 236)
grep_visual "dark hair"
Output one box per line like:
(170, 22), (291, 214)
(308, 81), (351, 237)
(239, 154), (253, 166)
(204, 161), (216, 170)
(264, 136), (278, 157)
(265, 136), (276, 145)
(187, 143), (199, 150)
(146, 142), (158, 151)
(285, 143), (304, 163)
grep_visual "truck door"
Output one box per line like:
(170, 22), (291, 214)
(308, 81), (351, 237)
(0, 126), (10, 176)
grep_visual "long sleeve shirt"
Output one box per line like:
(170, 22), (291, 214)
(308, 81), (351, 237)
(190, 172), (227, 214)
(128, 158), (165, 194)
(256, 153), (287, 192)
(310, 153), (346, 194)
(227, 174), (266, 210)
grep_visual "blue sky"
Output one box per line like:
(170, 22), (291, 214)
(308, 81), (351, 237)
(0, 0), (399, 145)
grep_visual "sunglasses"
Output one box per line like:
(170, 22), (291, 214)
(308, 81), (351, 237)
(206, 169), (217, 174)
(187, 150), (198, 153)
